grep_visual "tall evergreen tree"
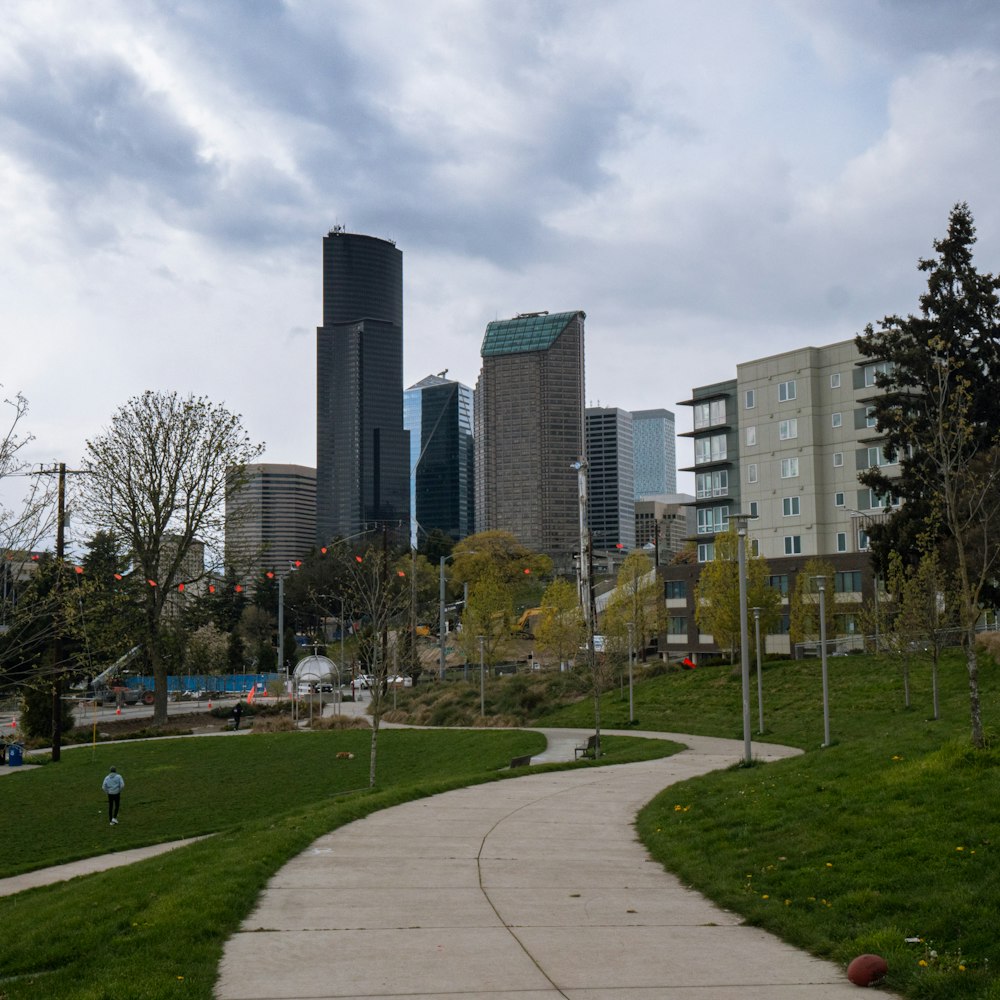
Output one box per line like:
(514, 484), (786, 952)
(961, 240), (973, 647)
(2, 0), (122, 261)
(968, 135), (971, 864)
(856, 203), (1000, 748)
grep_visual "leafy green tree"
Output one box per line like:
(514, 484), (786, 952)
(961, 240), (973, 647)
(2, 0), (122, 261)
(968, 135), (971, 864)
(533, 577), (584, 670)
(449, 531), (552, 607)
(695, 526), (780, 662)
(81, 391), (263, 724)
(789, 559), (837, 653)
(186, 622), (228, 674)
(458, 563), (515, 670)
(66, 531), (143, 678)
(227, 630), (245, 674)
(857, 203), (1000, 747)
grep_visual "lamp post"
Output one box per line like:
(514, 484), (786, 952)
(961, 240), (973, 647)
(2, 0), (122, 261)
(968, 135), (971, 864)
(751, 606), (764, 733)
(439, 554), (452, 681)
(731, 513), (752, 765)
(813, 576), (831, 746)
(478, 634), (485, 717)
(626, 621), (635, 724)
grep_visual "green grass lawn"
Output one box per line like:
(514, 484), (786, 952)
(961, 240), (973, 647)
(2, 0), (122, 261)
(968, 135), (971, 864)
(0, 725), (674, 999)
(535, 649), (1000, 1000)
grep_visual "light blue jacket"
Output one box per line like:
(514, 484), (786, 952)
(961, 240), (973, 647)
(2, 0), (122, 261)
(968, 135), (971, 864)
(102, 772), (125, 794)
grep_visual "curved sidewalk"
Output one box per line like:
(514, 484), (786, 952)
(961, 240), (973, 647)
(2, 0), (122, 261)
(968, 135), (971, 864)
(216, 731), (894, 999)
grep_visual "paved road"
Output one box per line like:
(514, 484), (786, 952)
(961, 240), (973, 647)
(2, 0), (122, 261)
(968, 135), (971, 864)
(216, 730), (897, 999)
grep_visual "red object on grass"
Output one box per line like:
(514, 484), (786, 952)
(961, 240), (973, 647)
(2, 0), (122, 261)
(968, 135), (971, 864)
(847, 954), (888, 987)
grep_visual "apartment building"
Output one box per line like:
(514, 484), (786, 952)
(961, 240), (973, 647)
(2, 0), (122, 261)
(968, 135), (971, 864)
(664, 340), (892, 659)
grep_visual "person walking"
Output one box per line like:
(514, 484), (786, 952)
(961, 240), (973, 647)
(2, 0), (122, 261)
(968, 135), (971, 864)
(102, 766), (124, 825)
(232, 701), (242, 731)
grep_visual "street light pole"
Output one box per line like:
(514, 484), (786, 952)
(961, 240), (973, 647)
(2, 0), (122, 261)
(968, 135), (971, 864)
(478, 634), (485, 717)
(626, 621), (635, 724)
(732, 513), (752, 765)
(751, 606), (764, 733)
(814, 576), (831, 747)
(439, 555), (449, 680)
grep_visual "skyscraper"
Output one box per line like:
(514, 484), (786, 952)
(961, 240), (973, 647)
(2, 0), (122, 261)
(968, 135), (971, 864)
(404, 373), (475, 545)
(474, 310), (585, 567)
(632, 408), (677, 498)
(585, 406), (635, 551)
(316, 228), (409, 544)
(226, 464), (317, 578)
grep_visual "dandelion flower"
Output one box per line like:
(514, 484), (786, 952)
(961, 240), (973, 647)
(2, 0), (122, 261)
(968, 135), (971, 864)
(762, 894), (769, 899)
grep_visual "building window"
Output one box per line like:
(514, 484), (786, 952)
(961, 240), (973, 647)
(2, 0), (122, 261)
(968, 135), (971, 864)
(835, 491), (845, 507)
(778, 379), (797, 402)
(665, 580), (686, 599)
(866, 405), (877, 429)
(749, 500), (759, 518)
(830, 373), (841, 389)
(836, 531), (847, 552)
(697, 506), (730, 534)
(767, 574), (789, 595)
(831, 412), (842, 428)
(835, 571), (863, 593)
(778, 418), (798, 440)
(833, 452), (844, 468)
(867, 446), (895, 468)
(864, 361), (891, 387)
(780, 457), (799, 478)
(697, 542), (715, 563)
(746, 425), (757, 446)
(695, 434), (727, 464)
(870, 489), (901, 510)
(668, 616), (687, 635)
(695, 399), (727, 429)
(782, 496), (800, 516)
(783, 535), (802, 555)
(745, 388), (755, 409)
(750, 539), (760, 557)
(858, 528), (870, 551)
(696, 469), (729, 498)
(748, 463), (758, 484)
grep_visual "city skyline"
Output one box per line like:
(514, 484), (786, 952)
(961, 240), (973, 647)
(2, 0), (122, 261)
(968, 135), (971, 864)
(5, 2), (1000, 511)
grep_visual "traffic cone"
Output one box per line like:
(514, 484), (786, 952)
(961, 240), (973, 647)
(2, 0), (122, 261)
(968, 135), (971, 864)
(115, 708), (121, 716)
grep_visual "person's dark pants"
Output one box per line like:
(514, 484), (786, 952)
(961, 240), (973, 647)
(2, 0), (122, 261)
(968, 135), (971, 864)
(108, 794), (121, 822)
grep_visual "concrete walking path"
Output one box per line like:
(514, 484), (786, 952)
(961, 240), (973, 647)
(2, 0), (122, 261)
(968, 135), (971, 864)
(216, 730), (895, 999)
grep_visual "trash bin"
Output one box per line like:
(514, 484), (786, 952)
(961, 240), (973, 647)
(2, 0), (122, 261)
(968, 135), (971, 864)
(8, 743), (23, 767)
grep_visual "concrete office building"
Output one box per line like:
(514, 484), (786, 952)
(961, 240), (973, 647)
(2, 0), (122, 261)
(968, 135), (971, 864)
(474, 311), (585, 568)
(585, 407), (635, 552)
(316, 228), (409, 545)
(663, 339), (890, 659)
(405, 374), (475, 546)
(226, 464), (317, 578)
(632, 408), (677, 498)
(635, 494), (695, 565)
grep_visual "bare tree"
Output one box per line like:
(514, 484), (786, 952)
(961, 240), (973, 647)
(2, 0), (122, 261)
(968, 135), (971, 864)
(81, 391), (263, 725)
(346, 541), (410, 787)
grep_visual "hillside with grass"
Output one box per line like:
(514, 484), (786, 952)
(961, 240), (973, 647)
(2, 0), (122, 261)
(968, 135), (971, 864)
(385, 648), (1000, 999)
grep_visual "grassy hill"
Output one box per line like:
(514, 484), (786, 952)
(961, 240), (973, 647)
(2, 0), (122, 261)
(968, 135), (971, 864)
(388, 647), (1000, 999)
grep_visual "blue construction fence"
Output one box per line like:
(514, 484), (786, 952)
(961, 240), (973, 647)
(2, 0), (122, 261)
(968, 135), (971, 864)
(122, 673), (283, 694)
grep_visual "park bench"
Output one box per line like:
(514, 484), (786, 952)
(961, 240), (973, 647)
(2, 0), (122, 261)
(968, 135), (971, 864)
(575, 734), (599, 759)
(509, 754), (533, 769)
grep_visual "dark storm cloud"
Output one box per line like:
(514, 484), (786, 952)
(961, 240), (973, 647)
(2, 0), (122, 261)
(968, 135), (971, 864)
(0, 48), (216, 224)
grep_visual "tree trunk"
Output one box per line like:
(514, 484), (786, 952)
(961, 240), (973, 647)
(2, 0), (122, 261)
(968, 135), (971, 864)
(965, 628), (984, 749)
(369, 718), (379, 788)
(147, 603), (168, 727)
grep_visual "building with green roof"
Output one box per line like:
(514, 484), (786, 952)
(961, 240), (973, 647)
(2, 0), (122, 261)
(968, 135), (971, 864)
(474, 311), (586, 568)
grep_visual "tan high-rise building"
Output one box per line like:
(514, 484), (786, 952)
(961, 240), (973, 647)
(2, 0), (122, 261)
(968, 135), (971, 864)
(474, 311), (585, 569)
(226, 464), (317, 579)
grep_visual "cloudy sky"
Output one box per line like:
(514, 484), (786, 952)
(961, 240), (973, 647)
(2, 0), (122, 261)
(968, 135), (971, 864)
(4, 0), (1000, 505)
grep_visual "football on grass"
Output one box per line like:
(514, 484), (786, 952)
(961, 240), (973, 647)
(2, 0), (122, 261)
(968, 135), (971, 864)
(847, 953), (888, 987)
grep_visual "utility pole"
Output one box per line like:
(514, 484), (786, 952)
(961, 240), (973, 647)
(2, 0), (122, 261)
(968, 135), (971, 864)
(51, 464), (67, 762)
